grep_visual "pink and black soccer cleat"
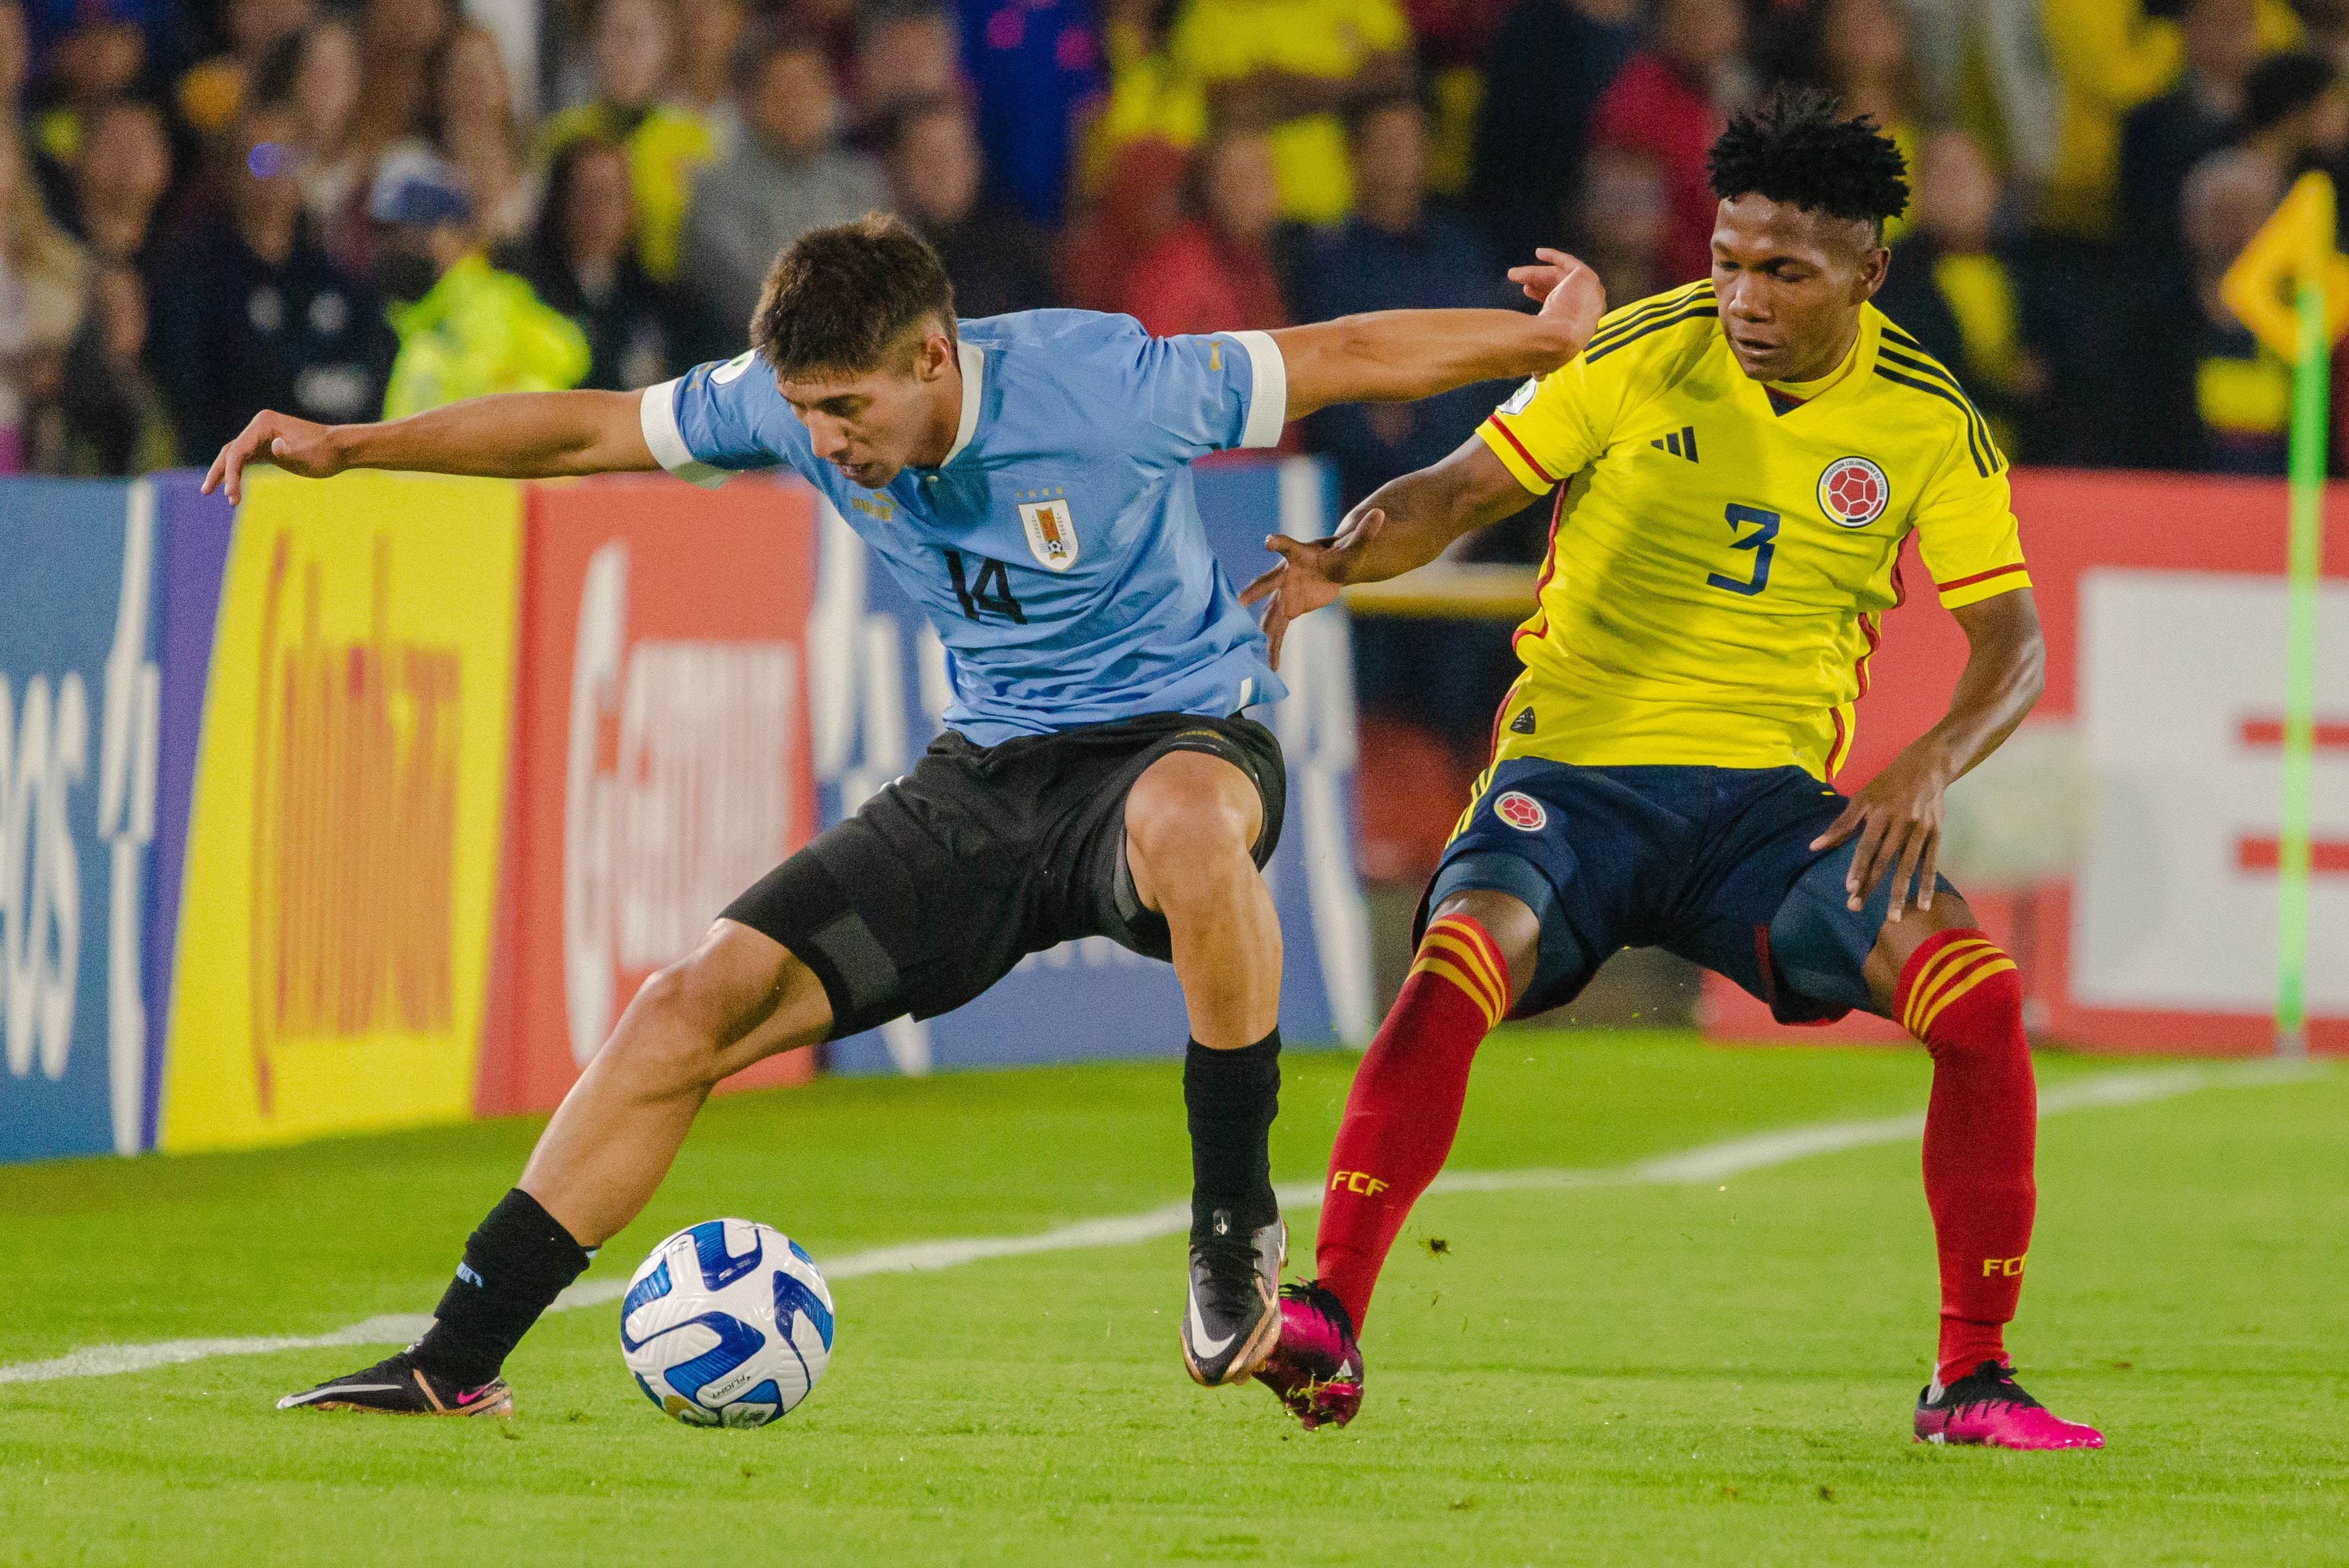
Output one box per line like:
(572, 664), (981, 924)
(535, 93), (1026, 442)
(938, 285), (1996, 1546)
(1914, 1360), (2102, 1450)
(277, 1349), (514, 1417)
(1255, 1280), (1364, 1429)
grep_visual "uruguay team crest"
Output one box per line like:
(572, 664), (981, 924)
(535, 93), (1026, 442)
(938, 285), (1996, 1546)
(1817, 455), (1890, 527)
(1019, 494), (1080, 571)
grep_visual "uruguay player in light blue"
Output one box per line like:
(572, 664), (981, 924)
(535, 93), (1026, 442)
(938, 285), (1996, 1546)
(214, 213), (1605, 1417)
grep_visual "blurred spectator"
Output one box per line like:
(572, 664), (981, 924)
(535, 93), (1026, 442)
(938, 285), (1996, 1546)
(1811, 0), (1919, 241)
(498, 136), (676, 389)
(1588, 0), (1746, 287)
(2231, 49), (2349, 183)
(959, 0), (1102, 225)
(1875, 130), (2047, 459)
(1122, 130), (1288, 336)
(178, 0), (315, 137)
(2120, 0), (2261, 469)
(0, 2), (26, 112)
(1468, 0), (1637, 269)
(2039, 0), (2186, 237)
(677, 29), (886, 348)
(773, 0), (859, 88)
(880, 94), (1055, 317)
(1062, 133), (1188, 310)
(1576, 142), (1671, 305)
(62, 97), (168, 275)
(347, 0), (451, 160)
(1401, 0), (1512, 195)
(668, 0), (746, 152)
(372, 148), (589, 415)
(0, 120), (84, 471)
(853, 0), (963, 132)
(1298, 96), (1508, 504)
(2180, 147), (2288, 471)
(1084, 0), (1205, 197)
(253, 17), (365, 233)
(58, 260), (170, 473)
(150, 105), (392, 460)
(1166, 0), (1414, 225)
(425, 23), (533, 247)
(538, 0), (714, 282)
(2122, 0), (2260, 261)
(29, 17), (144, 171)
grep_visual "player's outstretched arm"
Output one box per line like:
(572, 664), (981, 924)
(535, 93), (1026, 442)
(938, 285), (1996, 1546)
(1238, 435), (1529, 667)
(201, 390), (659, 504)
(1269, 248), (1605, 419)
(1811, 588), (2047, 919)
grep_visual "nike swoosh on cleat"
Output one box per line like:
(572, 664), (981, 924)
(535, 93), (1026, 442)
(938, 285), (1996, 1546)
(1187, 1288), (1235, 1359)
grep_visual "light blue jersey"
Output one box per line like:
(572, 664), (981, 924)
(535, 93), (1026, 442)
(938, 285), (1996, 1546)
(639, 309), (1292, 746)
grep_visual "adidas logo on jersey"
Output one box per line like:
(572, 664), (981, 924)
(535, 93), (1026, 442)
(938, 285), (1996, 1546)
(1509, 707), (1536, 734)
(1649, 426), (1699, 461)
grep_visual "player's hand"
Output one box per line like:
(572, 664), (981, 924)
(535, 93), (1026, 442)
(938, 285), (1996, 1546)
(1238, 506), (1390, 669)
(1809, 743), (1952, 921)
(203, 409), (347, 504)
(1508, 247), (1607, 348)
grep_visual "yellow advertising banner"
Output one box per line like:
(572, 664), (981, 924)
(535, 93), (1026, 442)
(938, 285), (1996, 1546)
(161, 469), (522, 1151)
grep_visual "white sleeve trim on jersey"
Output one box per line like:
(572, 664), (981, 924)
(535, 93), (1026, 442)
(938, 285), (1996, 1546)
(1231, 330), (1288, 449)
(639, 378), (735, 489)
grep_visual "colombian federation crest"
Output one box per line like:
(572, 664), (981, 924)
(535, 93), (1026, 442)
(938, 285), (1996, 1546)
(1019, 495), (1080, 571)
(1817, 455), (1890, 527)
(1494, 791), (1548, 831)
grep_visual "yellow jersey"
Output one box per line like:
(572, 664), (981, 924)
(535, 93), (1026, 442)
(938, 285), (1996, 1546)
(1473, 280), (2029, 782)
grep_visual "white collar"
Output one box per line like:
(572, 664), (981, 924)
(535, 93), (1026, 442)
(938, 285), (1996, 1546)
(940, 338), (984, 467)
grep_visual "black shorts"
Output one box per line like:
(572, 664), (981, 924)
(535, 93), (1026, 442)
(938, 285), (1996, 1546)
(722, 712), (1286, 1038)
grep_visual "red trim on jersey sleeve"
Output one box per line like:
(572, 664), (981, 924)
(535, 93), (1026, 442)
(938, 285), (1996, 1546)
(1484, 415), (1559, 486)
(1936, 561), (2028, 592)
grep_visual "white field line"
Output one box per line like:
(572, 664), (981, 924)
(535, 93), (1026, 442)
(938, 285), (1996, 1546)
(0, 1060), (2312, 1387)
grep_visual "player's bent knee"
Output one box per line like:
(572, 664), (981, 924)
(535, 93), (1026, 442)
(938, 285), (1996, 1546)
(1124, 752), (1261, 910)
(606, 931), (829, 1091)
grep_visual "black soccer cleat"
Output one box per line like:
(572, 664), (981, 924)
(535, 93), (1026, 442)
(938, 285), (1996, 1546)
(276, 1349), (514, 1418)
(1180, 1212), (1285, 1387)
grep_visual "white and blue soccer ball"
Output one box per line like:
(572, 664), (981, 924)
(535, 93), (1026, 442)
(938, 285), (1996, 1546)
(620, 1218), (835, 1428)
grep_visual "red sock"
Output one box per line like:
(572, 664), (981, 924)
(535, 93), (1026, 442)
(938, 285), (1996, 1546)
(1315, 913), (1508, 1334)
(1896, 927), (2037, 1387)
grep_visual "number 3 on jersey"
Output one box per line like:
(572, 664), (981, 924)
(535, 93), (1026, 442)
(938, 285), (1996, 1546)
(944, 550), (1027, 624)
(1706, 503), (1778, 597)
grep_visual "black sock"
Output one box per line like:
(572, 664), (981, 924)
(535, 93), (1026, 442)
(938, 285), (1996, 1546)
(412, 1188), (593, 1386)
(1184, 1028), (1282, 1241)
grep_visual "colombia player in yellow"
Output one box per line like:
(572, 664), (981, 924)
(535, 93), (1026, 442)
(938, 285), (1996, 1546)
(1241, 92), (2102, 1449)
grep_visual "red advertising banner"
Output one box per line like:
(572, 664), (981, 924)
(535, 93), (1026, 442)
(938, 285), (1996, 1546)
(476, 475), (821, 1115)
(1706, 470), (2349, 1054)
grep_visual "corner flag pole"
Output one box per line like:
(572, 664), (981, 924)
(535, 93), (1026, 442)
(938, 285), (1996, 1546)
(2277, 171), (2332, 1057)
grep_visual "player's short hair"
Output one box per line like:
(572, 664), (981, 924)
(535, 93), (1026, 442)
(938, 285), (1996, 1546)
(750, 212), (958, 378)
(1706, 88), (1910, 241)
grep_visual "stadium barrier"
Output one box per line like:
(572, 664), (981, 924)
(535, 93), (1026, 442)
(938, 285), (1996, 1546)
(1693, 469), (2348, 1054)
(0, 457), (1362, 1165)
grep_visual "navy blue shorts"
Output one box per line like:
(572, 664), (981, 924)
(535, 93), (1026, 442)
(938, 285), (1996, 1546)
(1419, 760), (1954, 1024)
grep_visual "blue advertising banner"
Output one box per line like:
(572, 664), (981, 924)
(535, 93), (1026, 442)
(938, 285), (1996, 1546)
(811, 455), (1370, 1076)
(0, 480), (161, 1160)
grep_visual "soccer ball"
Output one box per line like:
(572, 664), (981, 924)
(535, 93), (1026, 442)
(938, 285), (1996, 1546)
(619, 1218), (835, 1428)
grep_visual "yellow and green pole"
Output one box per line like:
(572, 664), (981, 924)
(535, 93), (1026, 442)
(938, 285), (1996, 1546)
(2275, 173), (2332, 1056)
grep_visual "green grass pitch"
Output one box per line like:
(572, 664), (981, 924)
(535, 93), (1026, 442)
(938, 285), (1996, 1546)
(2, 1032), (2343, 1566)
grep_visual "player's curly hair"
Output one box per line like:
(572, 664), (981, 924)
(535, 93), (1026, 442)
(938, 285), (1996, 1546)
(1706, 88), (1910, 239)
(752, 212), (958, 377)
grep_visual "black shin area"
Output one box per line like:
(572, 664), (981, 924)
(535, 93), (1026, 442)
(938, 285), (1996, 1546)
(1183, 1029), (1282, 1240)
(413, 1188), (593, 1387)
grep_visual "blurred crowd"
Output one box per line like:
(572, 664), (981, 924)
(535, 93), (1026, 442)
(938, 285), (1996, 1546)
(7, 0), (2349, 484)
